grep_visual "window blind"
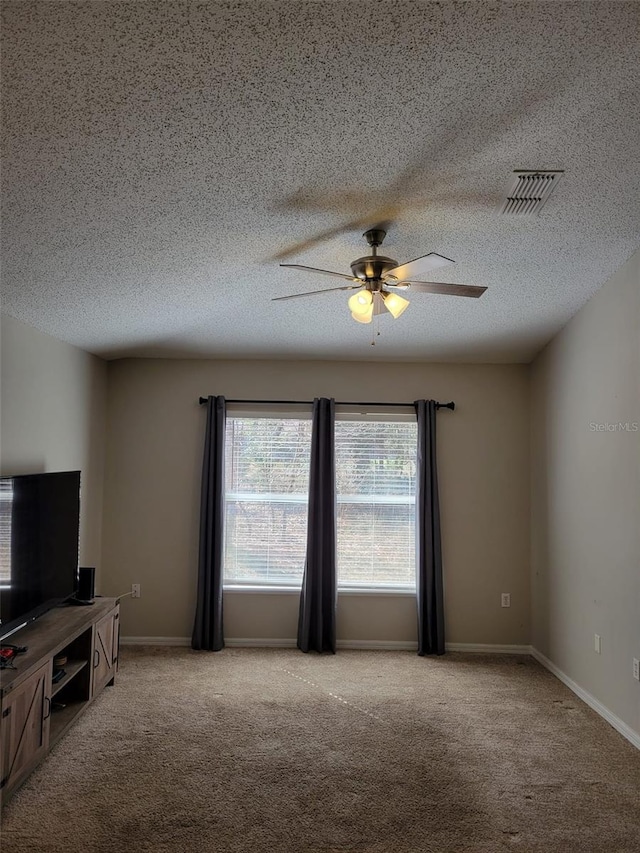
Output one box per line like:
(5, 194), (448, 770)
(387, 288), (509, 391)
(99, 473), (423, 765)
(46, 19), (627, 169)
(223, 416), (417, 589)
(0, 480), (12, 585)
(335, 420), (416, 587)
(224, 417), (311, 585)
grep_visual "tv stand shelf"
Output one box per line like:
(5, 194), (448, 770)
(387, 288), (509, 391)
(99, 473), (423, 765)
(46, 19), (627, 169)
(52, 660), (88, 697)
(0, 597), (119, 805)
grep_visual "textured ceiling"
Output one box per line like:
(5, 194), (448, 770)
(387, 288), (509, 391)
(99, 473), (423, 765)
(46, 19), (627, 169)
(2, 1), (639, 363)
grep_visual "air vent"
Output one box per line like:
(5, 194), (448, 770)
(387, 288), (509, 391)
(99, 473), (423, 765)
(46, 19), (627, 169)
(500, 170), (563, 216)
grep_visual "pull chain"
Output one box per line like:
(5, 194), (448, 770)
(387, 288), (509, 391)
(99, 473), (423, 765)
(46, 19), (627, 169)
(371, 312), (381, 346)
(370, 292), (384, 345)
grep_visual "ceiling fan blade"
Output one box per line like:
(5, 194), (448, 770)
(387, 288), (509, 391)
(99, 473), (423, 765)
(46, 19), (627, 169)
(385, 253), (455, 282)
(272, 285), (361, 302)
(280, 263), (358, 282)
(387, 281), (487, 298)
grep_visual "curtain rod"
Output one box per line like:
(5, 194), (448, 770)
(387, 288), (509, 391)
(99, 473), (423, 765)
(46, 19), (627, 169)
(198, 397), (455, 411)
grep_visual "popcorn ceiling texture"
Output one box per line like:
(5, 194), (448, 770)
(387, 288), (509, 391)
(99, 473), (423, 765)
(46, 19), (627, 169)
(2, 1), (639, 362)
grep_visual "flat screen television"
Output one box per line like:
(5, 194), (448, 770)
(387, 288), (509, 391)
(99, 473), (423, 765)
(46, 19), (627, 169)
(0, 470), (81, 641)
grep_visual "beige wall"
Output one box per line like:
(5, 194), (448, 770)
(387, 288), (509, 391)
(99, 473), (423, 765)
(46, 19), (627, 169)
(102, 358), (531, 644)
(0, 314), (108, 583)
(531, 249), (640, 736)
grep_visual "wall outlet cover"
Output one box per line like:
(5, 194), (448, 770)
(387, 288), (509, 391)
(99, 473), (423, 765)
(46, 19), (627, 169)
(501, 593), (511, 608)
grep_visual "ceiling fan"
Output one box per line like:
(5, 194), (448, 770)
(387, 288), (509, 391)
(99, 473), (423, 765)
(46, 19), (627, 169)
(273, 229), (487, 324)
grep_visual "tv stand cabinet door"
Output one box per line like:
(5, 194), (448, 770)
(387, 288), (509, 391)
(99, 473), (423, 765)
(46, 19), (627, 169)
(0, 659), (52, 800)
(92, 608), (118, 698)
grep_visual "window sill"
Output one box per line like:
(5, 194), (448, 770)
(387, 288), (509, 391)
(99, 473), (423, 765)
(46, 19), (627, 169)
(223, 585), (416, 596)
(223, 585), (301, 594)
(338, 587), (416, 596)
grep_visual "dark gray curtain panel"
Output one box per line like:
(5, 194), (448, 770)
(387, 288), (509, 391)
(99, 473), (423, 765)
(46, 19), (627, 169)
(192, 395), (226, 651)
(297, 398), (337, 653)
(414, 399), (445, 655)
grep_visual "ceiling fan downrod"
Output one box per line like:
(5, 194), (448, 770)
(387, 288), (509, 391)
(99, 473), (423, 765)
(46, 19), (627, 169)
(351, 229), (398, 283)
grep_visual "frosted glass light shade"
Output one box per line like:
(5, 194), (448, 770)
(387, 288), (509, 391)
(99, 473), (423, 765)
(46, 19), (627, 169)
(348, 290), (373, 315)
(382, 291), (410, 319)
(351, 304), (373, 323)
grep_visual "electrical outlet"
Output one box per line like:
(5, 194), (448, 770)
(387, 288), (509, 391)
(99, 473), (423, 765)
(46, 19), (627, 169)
(594, 634), (601, 654)
(633, 658), (639, 681)
(131, 583), (141, 599)
(501, 593), (511, 608)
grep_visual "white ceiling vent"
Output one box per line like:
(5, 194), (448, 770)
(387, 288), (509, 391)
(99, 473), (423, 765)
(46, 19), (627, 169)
(500, 170), (564, 216)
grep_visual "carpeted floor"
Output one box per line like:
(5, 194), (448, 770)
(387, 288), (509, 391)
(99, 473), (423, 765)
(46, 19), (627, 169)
(1, 648), (639, 852)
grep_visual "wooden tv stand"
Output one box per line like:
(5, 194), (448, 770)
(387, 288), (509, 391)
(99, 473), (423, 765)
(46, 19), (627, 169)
(0, 597), (119, 805)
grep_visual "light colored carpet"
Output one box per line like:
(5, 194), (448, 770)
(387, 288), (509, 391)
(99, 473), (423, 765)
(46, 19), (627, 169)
(1, 648), (639, 852)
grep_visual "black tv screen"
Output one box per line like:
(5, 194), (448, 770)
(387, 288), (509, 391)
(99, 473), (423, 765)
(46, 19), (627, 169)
(0, 471), (80, 640)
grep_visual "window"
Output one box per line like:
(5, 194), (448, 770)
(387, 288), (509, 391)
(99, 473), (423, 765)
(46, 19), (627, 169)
(335, 419), (416, 588)
(224, 416), (311, 586)
(223, 413), (417, 590)
(0, 480), (12, 588)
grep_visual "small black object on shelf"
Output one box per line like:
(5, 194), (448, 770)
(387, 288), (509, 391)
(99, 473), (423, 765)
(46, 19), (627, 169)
(78, 566), (95, 602)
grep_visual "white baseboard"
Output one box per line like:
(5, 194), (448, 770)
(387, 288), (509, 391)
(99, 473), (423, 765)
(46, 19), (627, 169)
(446, 643), (530, 654)
(121, 636), (192, 646)
(338, 639), (417, 650)
(338, 642), (530, 653)
(120, 636), (299, 648)
(226, 637), (297, 648)
(529, 646), (640, 751)
(225, 639), (420, 651)
(121, 637), (528, 654)
(121, 637), (413, 650)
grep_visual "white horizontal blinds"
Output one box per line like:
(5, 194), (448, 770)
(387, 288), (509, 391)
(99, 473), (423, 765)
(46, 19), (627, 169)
(335, 420), (417, 587)
(223, 414), (417, 589)
(0, 480), (12, 586)
(224, 417), (311, 585)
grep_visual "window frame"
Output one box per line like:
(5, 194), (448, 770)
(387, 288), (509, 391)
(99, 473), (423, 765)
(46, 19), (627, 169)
(223, 409), (312, 589)
(222, 407), (417, 594)
(334, 410), (417, 593)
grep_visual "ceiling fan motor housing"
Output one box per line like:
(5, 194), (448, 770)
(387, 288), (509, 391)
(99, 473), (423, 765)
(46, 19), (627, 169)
(350, 255), (398, 283)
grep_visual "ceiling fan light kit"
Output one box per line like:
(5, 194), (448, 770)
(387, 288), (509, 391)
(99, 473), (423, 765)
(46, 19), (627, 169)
(275, 228), (487, 328)
(349, 291), (404, 324)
